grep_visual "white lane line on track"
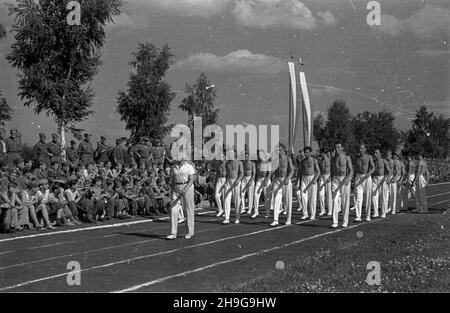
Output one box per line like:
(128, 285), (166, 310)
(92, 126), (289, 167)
(0, 209), (215, 243)
(0, 219), (314, 291)
(113, 215), (402, 293)
(27, 242), (72, 250)
(0, 251), (13, 256)
(431, 198), (450, 206)
(0, 221), (241, 271)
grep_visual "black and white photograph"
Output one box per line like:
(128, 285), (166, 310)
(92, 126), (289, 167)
(0, 0), (449, 297)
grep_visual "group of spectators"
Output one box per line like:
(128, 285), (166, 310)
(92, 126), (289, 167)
(427, 159), (450, 184)
(0, 128), (216, 234)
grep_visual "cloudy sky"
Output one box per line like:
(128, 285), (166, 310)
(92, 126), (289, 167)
(0, 0), (449, 148)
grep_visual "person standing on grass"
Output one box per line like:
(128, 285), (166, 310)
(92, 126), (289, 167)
(318, 148), (332, 217)
(371, 149), (390, 219)
(222, 147), (244, 225)
(297, 146), (320, 221)
(241, 150), (256, 215)
(404, 153), (417, 205)
(213, 152), (226, 217)
(253, 149), (271, 219)
(354, 144), (375, 222)
(389, 153), (404, 215)
(269, 144), (294, 227)
(413, 153), (429, 214)
(166, 149), (196, 240)
(331, 143), (353, 228)
(385, 150), (395, 214)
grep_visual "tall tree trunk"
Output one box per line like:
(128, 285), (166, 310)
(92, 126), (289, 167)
(58, 121), (67, 162)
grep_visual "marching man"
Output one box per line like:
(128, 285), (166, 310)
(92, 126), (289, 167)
(214, 150), (227, 217)
(269, 144), (294, 227)
(389, 152), (404, 215)
(253, 149), (271, 219)
(166, 149), (196, 240)
(371, 149), (390, 219)
(331, 143), (353, 228)
(222, 147), (244, 224)
(297, 146), (320, 220)
(354, 143), (374, 222)
(241, 150), (256, 215)
(413, 153), (429, 214)
(317, 148), (332, 216)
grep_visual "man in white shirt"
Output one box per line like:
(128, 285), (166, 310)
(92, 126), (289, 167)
(166, 150), (196, 240)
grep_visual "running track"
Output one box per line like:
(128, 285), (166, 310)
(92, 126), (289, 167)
(0, 183), (449, 292)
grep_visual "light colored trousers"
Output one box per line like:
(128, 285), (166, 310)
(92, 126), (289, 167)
(332, 176), (350, 226)
(254, 178), (271, 215)
(415, 175), (428, 211)
(214, 177), (226, 212)
(297, 175), (317, 219)
(398, 174), (415, 210)
(270, 179), (292, 223)
(355, 174), (372, 219)
(372, 176), (387, 216)
(388, 178), (398, 214)
(382, 176), (392, 215)
(170, 185), (195, 237)
(283, 183), (292, 214)
(318, 174), (332, 214)
(224, 178), (241, 221)
(240, 176), (255, 213)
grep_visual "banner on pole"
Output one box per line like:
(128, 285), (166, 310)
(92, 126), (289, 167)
(299, 72), (312, 147)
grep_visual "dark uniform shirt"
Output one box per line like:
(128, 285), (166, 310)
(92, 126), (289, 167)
(66, 147), (79, 163)
(5, 137), (21, 153)
(112, 146), (124, 165)
(33, 141), (50, 166)
(47, 141), (62, 163)
(78, 140), (94, 165)
(95, 143), (110, 163)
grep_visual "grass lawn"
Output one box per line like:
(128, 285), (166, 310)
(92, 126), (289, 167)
(223, 211), (450, 292)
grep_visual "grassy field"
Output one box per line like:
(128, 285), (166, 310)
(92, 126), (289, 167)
(223, 211), (450, 293)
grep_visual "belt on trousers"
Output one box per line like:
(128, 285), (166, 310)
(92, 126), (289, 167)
(175, 182), (188, 185)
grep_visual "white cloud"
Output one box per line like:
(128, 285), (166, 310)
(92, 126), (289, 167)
(128, 0), (232, 18)
(106, 13), (150, 29)
(232, 0), (336, 30)
(377, 5), (450, 38)
(174, 50), (286, 74)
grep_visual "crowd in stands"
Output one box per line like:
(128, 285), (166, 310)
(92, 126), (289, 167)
(0, 129), (215, 234)
(427, 159), (450, 184)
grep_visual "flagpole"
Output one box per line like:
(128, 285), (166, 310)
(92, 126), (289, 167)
(288, 68), (292, 153)
(298, 59), (306, 148)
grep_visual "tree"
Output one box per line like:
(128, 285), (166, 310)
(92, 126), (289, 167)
(7, 0), (122, 154)
(117, 43), (176, 142)
(0, 24), (12, 127)
(313, 112), (326, 149)
(352, 110), (400, 154)
(323, 100), (355, 153)
(0, 90), (12, 127)
(179, 72), (219, 129)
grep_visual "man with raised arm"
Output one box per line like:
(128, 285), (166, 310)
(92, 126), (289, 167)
(222, 147), (244, 224)
(413, 153), (429, 214)
(317, 148), (332, 216)
(252, 149), (271, 219)
(241, 150), (256, 215)
(371, 149), (390, 219)
(331, 143), (353, 228)
(269, 144), (294, 226)
(297, 146), (320, 221)
(354, 143), (375, 222)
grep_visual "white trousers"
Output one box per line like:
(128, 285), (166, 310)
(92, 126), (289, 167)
(318, 174), (332, 215)
(371, 176), (383, 216)
(388, 179), (398, 213)
(254, 178), (271, 215)
(270, 179), (292, 223)
(240, 176), (255, 213)
(355, 174), (372, 219)
(224, 178), (241, 221)
(170, 185), (195, 237)
(332, 176), (350, 225)
(415, 175), (428, 211)
(214, 177), (226, 213)
(297, 175), (317, 219)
